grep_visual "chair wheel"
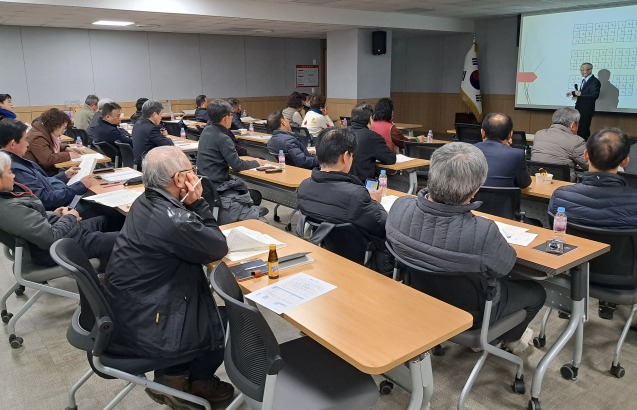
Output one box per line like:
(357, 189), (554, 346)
(528, 398), (542, 410)
(273, 215), (281, 222)
(431, 344), (445, 356)
(560, 363), (578, 380)
(610, 363), (625, 378)
(9, 334), (23, 349)
(15, 286), (25, 296)
(379, 380), (394, 395)
(285, 223), (292, 232)
(512, 376), (525, 394)
(533, 336), (546, 348)
(1, 310), (13, 324)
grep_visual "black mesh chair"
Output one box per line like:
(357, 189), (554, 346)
(404, 141), (446, 183)
(200, 177), (221, 221)
(162, 121), (183, 137)
(252, 122), (268, 134)
(296, 213), (374, 267)
(537, 223), (637, 378)
(114, 141), (135, 169)
(210, 262), (379, 410)
(455, 123), (482, 144)
(511, 131), (530, 159)
(386, 242), (526, 409)
(527, 160), (571, 182)
(92, 141), (120, 168)
(49, 239), (211, 410)
(291, 125), (313, 146)
(473, 186), (524, 222)
(619, 171), (637, 189)
(67, 127), (91, 147)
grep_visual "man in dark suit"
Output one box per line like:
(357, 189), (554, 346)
(93, 102), (132, 146)
(131, 100), (173, 167)
(566, 63), (601, 140)
(475, 112), (531, 188)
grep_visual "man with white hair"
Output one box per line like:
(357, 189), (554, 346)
(103, 146), (233, 408)
(73, 94), (99, 130)
(86, 97), (114, 140)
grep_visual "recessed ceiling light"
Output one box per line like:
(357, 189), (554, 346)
(92, 20), (135, 26)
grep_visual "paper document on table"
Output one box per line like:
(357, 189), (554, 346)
(395, 154), (415, 163)
(222, 226), (286, 261)
(245, 272), (336, 314)
(175, 142), (199, 150)
(68, 156), (97, 185)
(83, 190), (143, 207)
(381, 195), (399, 212)
(182, 109), (195, 115)
(494, 221), (537, 246)
(251, 163), (277, 169)
(77, 153), (105, 161)
(99, 170), (141, 183)
(246, 134), (270, 140)
(241, 116), (256, 121)
(254, 120), (266, 124)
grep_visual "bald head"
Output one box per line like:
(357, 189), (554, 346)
(142, 146), (191, 189)
(482, 112), (513, 141)
(586, 128), (630, 172)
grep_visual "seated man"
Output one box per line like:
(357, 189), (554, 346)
(1, 118), (93, 211)
(129, 97), (148, 125)
(86, 98), (114, 141)
(0, 93), (16, 121)
(475, 112), (531, 188)
(0, 151), (117, 268)
(132, 100), (173, 166)
(194, 94), (209, 123)
(302, 95), (334, 138)
(297, 128), (393, 276)
(73, 94), (99, 130)
(93, 102), (132, 145)
(103, 146), (234, 407)
(227, 98), (243, 130)
(531, 107), (588, 181)
(386, 142), (546, 351)
(266, 111), (318, 169)
(348, 103), (396, 182)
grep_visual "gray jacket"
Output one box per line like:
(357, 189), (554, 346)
(530, 124), (588, 181)
(386, 190), (517, 303)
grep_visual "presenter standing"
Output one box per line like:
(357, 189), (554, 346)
(566, 63), (600, 140)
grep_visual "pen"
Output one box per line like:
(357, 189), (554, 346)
(100, 182), (124, 187)
(245, 264), (267, 271)
(180, 176), (203, 203)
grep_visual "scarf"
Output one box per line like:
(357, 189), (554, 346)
(0, 108), (16, 119)
(310, 107), (322, 115)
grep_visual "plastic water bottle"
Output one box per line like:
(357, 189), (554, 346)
(342, 118), (348, 127)
(426, 129), (433, 143)
(75, 136), (83, 148)
(180, 127), (186, 139)
(553, 207), (567, 244)
(170, 112), (175, 121)
(242, 109), (247, 118)
(249, 122), (254, 133)
(378, 170), (388, 197)
(278, 150), (286, 169)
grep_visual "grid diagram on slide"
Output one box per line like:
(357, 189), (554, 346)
(617, 20), (637, 42)
(614, 75), (634, 96)
(570, 50), (591, 69)
(614, 48), (636, 69)
(573, 23), (594, 45)
(591, 49), (614, 68)
(593, 21), (616, 43)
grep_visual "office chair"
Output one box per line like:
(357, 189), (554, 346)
(618, 171), (637, 189)
(0, 229), (97, 349)
(162, 121), (183, 137)
(251, 123), (268, 134)
(200, 177), (222, 221)
(113, 141), (135, 169)
(386, 242), (527, 409)
(511, 131), (530, 159)
(291, 125), (313, 146)
(67, 127), (91, 147)
(535, 221), (637, 379)
(454, 123), (482, 144)
(92, 141), (120, 168)
(296, 213), (374, 267)
(527, 160), (571, 182)
(404, 141), (445, 183)
(49, 239), (212, 410)
(473, 186), (524, 222)
(210, 262), (379, 410)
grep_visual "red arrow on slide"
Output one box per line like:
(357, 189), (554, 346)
(517, 72), (538, 83)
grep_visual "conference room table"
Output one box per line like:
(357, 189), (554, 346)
(86, 167), (144, 214)
(378, 158), (430, 194)
(384, 189), (610, 408)
(60, 135), (74, 143)
(212, 219), (473, 410)
(168, 135), (199, 154)
(54, 147), (112, 169)
(235, 132), (273, 158)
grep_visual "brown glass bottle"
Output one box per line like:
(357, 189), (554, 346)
(267, 244), (279, 279)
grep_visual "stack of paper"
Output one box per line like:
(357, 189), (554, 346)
(68, 156), (97, 185)
(395, 154), (415, 163)
(222, 226), (286, 261)
(381, 195), (399, 212)
(83, 190), (143, 208)
(494, 221), (538, 246)
(240, 116), (256, 121)
(78, 153), (105, 161)
(100, 170), (142, 183)
(174, 141), (199, 150)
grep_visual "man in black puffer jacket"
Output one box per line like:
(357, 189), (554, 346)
(266, 111), (318, 169)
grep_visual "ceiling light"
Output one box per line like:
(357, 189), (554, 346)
(92, 20), (135, 26)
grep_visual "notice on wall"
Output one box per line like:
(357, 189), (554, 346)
(296, 65), (319, 87)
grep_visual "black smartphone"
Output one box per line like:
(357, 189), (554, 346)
(68, 195), (82, 210)
(365, 179), (379, 191)
(93, 167), (114, 174)
(265, 168), (283, 173)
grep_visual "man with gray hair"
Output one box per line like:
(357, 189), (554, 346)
(386, 142), (545, 351)
(86, 97), (114, 140)
(566, 62), (601, 140)
(531, 107), (588, 181)
(132, 100), (173, 167)
(104, 146), (234, 407)
(74, 94), (99, 130)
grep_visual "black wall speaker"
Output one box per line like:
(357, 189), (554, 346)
(372, 30), (386, 55)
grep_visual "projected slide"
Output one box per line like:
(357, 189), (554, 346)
(516, 4), (637, 114)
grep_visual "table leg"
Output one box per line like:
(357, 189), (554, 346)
(383, 352), (433, 410)
(408, 170), (417, 195)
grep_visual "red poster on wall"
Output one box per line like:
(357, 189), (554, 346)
(296, 65), (319, 87)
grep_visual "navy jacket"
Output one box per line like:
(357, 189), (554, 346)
(7, 151), (87, 210)
(132, 117), (174, 165)
(549, 172), (637, 229)
(93, 118), (132, 146)
(194, 107), (209, 123)
(266, 130), (318, 169)
(475, 139), (531, 188)
(575, 75), (601, 115)
(349, 123), (396, 182)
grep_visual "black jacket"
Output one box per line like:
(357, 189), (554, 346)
(549, 172), (637, 229)
(93, 118), (132, 146)
(230, 112), (243, 130)
(475, 139), (532, 188)
(575, 75), (601, 115)
(132, 117), (174, 165)
(267, 130), (318, 169)
(194, 107), (209, 123)
(104, 188), (228, 358)
(349, 123), (396, 182)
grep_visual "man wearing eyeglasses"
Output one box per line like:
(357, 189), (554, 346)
(566, 63), (601, 140)
(104, 146), (234, 407)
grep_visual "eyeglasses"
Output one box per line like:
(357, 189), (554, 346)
(177, 165), (197, 175)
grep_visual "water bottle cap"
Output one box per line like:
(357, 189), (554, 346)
(380, 170), (386, 175)
(279, 150), (284, 154)
(557, 207), (566, 213)
(428, 130), (432, 132)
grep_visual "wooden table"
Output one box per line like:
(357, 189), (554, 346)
(395, 123), (422, 130)
(214, 219), (473, 409)
(169, 135), (199, 153)
(377, 158), (430, 194)
(61, 135), (74, 143)
(235, 132), (273, 158)
(522, 176), (574, 200)
(54, 148), (112, 169)
(88, 167), (144, 214)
